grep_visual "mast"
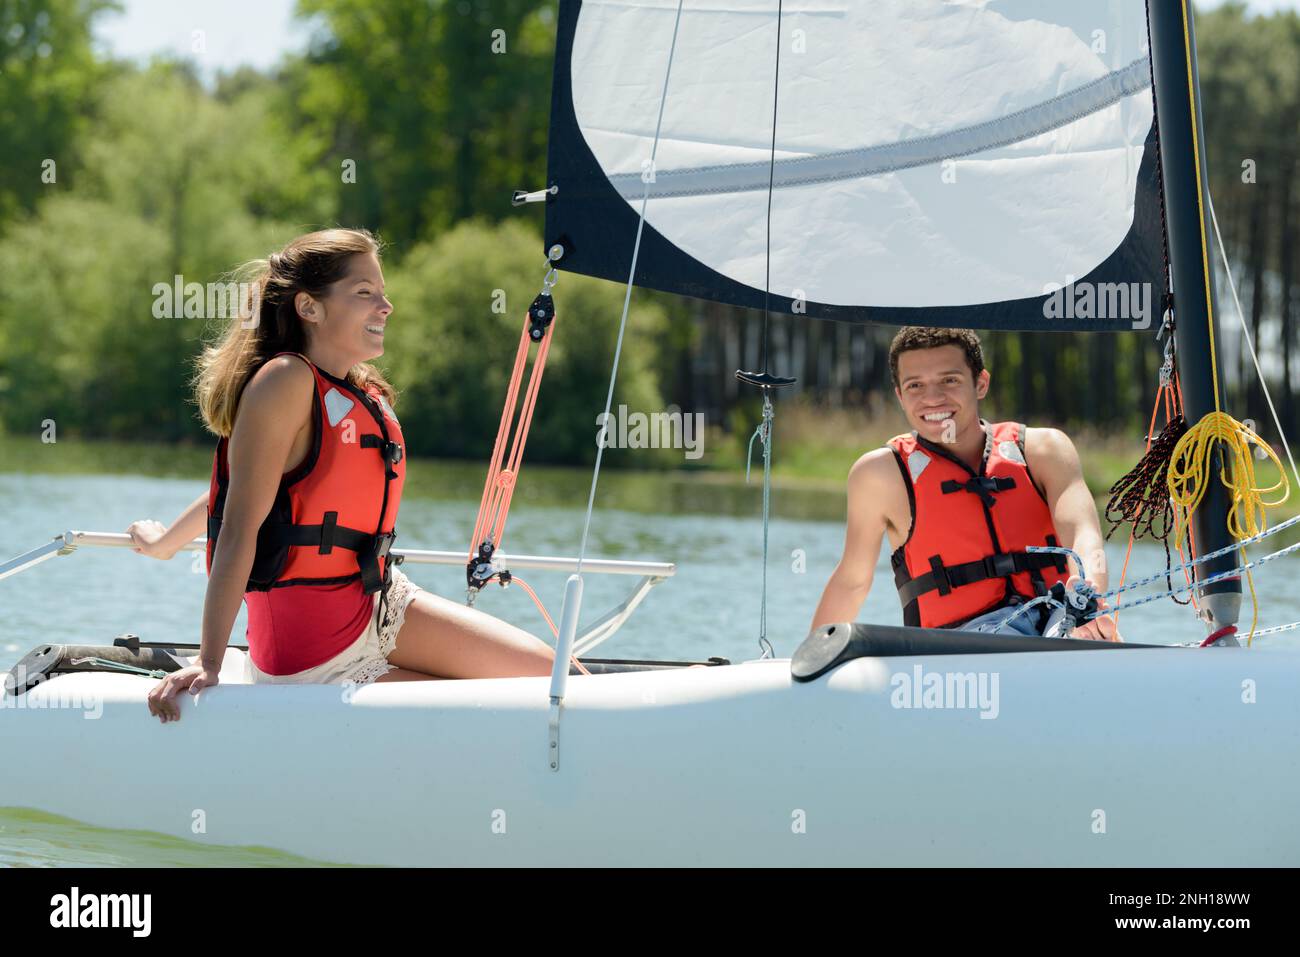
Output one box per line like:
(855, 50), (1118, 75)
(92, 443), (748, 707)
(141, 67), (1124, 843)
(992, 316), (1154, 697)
(1147, 0), (1241, 634)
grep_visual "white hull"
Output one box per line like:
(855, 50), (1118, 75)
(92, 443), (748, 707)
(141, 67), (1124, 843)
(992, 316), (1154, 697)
(4, 645), (1299, 866)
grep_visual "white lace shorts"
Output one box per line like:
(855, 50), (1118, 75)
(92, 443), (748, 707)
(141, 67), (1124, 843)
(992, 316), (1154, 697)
(243, 565), (423, 686)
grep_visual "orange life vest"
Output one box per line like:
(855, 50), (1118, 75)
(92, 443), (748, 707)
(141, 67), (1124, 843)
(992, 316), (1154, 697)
(887, 420), (1070, 629)
(206, 351), (406, 600)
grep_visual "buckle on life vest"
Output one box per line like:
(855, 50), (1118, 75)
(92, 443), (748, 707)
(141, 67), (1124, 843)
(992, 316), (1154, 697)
(379, 440), (404, 479)
(362, 434), (404, 467)
(354, 531), (397, 595)
(373, 531), (397, 559)
(982, 552), (1019, 579)
(942, 475), (1015, 507)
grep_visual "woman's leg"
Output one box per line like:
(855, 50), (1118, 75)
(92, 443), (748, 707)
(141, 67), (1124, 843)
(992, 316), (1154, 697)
(374, 666), (445, 683)
(384, 590), (556, 679)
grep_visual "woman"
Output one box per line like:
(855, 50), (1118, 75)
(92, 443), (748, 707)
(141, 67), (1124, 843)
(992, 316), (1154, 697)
(132, 228), (570, 723)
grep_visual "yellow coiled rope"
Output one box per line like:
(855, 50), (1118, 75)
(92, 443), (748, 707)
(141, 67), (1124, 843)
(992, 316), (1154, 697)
(1165, 1), (1291, 645)
(1168, 413), (1290, 543)
(1167, 413), (1290, 642)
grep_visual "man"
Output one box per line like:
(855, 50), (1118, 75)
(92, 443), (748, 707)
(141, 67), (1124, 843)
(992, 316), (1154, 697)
(810, 326), (1120, 641)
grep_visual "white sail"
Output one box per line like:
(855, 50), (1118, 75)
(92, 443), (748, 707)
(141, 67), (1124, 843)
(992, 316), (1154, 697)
(549, 0), (1161, 327)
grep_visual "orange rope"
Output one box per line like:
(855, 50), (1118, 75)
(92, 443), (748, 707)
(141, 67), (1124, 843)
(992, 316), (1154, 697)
(494, 572), (588, 675)
(1112, 372), (1191, 630)
(1170, 371), (1201, 614)
(510, 574), (558, 637)
(1112, 387), (1162, 628)
(469, 311), (555, 562)
(464, 304), (584, 673)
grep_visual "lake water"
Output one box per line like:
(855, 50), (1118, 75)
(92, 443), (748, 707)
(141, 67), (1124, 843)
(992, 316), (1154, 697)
(2, 454), (1298, 865)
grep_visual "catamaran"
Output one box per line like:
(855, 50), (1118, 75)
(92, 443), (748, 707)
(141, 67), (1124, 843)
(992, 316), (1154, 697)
(4, 0), (1300, 866)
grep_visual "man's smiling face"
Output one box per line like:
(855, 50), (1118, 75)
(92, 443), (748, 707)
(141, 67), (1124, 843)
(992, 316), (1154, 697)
(894, 344), (990, 441)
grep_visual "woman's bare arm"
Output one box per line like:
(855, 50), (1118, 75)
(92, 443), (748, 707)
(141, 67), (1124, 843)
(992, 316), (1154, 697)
(148, 356), (316, 720)
(197, 356), (315, 672)
(127, 492), (209, 559)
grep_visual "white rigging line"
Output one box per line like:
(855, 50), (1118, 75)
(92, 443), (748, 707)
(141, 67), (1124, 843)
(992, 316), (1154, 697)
(571, 0), (686, 576)
(548, 1), (687, 744)
(1208, 193), (1300, 490)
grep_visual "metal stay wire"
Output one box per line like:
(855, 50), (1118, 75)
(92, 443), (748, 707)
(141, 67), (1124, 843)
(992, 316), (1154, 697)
(569, 0), (686, 579)
(547, 1), (688, 737)
(745, 401), (777, 658)
(1208, 194), (1300, 490)
(746, 0), (786, 660)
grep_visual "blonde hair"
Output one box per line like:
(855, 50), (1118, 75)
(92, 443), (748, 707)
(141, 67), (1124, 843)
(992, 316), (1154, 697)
(193, 228), (397, 437)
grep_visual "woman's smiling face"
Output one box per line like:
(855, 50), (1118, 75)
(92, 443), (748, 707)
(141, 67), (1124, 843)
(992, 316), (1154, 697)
(299, 252), (393, 369)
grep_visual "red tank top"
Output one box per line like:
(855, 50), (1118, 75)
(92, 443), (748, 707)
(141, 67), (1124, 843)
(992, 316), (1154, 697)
(244, 581), (373, 675)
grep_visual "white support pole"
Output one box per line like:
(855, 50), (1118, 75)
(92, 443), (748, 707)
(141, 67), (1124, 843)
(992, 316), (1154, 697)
(547, 574), (584, 771)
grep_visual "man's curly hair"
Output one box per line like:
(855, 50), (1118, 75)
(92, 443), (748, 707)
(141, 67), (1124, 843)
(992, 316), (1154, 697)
(888, 327), (985, 389)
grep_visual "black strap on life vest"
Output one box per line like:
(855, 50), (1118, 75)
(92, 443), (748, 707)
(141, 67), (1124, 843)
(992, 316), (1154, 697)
(206, 512), (396, 595)
(264, 519), (396, 595)
(893, 544), (1069, 608)
(353, 390), (402, 627)
(940, 475), (1016, 507)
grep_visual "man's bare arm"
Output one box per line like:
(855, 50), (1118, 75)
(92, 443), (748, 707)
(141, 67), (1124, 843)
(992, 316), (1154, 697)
(809, 451), (893, 632)
(1028, 427), (1121, 641)
(1029, 428), (1107, 591)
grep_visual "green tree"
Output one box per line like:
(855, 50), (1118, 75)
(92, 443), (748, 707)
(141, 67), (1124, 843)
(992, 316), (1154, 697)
(282, 0), (557, 250)
(0, 63), (337, 439)
(0, 0), (119, 227)
(379, 217), (669, 466)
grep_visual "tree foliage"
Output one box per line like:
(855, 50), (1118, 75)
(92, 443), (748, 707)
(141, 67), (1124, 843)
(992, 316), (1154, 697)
(1, 0), (1298, 460)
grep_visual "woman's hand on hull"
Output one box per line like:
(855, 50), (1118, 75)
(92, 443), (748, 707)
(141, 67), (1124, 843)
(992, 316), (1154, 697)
(147, 665), (220, 723)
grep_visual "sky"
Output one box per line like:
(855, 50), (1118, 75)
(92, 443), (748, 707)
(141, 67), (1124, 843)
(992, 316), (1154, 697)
(92, 0), (313, 84)
(92, 0), (1299, 84)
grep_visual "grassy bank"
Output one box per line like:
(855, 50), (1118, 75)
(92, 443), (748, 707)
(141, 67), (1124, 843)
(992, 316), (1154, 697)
(702, 400), (1300, 523)
(706, 400), (1150, 489)
(3, 406), (1295, 525)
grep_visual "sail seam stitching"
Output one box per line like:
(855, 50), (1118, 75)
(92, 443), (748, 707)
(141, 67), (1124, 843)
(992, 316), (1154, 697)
(605, 56), (1152, 199)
